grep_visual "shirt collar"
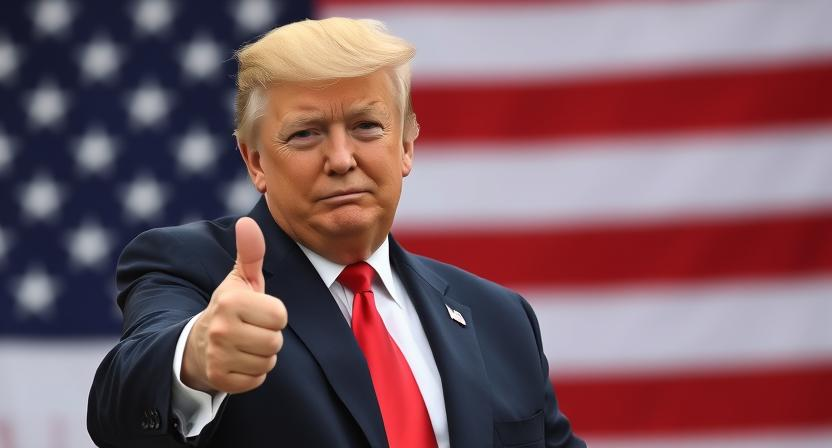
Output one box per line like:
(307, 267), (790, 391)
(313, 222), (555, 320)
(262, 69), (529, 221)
(296, 237), (403, 309)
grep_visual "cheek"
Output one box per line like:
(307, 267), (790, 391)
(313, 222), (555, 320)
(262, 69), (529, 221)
(370, 158), (406, 199)
(268, 154), (320, 197)
(368, 143), (406, 178)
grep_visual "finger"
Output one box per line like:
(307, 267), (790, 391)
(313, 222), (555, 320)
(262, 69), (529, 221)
(234, 324), (284, 357)
(237, 295), (288, 331)
(215, 371), (268, 394)
(234, 217), (266, 293)
(226, 351), (277, 376)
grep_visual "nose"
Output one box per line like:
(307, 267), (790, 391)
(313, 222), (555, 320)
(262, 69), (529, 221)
(324, 126), (357, 175)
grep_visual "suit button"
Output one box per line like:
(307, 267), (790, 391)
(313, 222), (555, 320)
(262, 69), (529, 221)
(140, 408), (160, 431)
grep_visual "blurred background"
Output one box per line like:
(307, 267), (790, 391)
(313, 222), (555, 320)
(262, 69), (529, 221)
(1, 0), (831, 446)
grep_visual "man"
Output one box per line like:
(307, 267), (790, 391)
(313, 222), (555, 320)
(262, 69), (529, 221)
(88, 17), (585, 448)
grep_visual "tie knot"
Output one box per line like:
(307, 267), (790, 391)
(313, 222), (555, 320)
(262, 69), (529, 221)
(338, 261), (375, 294)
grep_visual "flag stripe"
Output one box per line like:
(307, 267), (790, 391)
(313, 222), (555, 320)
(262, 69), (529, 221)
(322, 0), (832, 82)
(396, 211), (832, 287)
(412, 61), (832, 142)
(0, 340), (124, 447)
(587, 429), (832, 448)
(553, 363), (832, 434)
(529, 277), (832, 373)
(396, 125), (832, 228)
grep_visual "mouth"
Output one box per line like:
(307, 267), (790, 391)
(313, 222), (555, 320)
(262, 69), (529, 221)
(318, 189), (369, 202)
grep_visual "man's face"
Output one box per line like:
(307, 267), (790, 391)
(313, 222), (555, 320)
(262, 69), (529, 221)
(240, 70), (414, 263)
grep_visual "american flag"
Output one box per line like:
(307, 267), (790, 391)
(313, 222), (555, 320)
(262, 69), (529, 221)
(1, 0), (831, 447)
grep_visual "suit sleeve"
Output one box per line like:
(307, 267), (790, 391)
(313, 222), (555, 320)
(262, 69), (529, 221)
(519, 297), (587, 448)
(87, 228), (217, 447)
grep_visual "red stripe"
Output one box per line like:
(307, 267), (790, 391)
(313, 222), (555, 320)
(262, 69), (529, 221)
(410, 61), (832, 144)
(394, 210), (832, 287)
(554, 362), (832, 434)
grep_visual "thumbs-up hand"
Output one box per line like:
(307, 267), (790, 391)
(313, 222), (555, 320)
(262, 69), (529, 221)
(181, 217), (288, 394)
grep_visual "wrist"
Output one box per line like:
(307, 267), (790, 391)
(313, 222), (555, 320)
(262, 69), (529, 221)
(181, 328), (216, 393)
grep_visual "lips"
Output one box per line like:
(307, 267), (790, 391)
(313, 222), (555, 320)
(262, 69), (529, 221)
(318, 189), (369, 201)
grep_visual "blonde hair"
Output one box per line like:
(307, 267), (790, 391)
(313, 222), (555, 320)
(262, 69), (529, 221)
(233, 17), (417, 149)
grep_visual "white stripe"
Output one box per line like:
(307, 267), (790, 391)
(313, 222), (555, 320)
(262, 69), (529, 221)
(394, 125), (832, 230)
(0, 340), (116, 448)
(322, 0), (832, 83)
(524, 276), (832, 375)
(588, 428), (832, 448)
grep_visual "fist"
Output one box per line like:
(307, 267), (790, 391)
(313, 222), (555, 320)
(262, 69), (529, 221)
(181, 217), (288, 394)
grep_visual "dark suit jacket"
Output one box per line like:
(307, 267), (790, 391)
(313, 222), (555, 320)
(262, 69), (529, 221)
(87, 198), (585, 447)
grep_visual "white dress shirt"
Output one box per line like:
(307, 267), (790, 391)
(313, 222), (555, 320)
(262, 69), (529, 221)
(171, 238), (449, 447)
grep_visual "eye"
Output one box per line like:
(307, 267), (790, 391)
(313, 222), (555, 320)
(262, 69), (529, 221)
(353, 121), (384, 139)
(288, 129), (315, 141)
(278, 128), (321, 150)
(356, 121), (381, 130)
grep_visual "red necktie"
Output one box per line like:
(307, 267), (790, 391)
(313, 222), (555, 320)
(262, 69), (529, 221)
(338, 262), (436, 448)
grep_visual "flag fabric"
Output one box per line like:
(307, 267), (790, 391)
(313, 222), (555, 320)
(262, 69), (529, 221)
(2, 0), (831, 447)
(0, 1), (311, 446)
(321, 0), (832, 446)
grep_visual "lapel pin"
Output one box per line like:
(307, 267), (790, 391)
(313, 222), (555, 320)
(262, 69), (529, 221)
(446, 305), (466, 327)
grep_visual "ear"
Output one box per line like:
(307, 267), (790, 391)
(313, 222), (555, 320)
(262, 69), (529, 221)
(401, 114), (418, 177)
(237, 137), (267, 193)
(401, 139), (414, 177)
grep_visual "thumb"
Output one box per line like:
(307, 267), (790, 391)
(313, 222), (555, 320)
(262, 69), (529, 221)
(234, 217), (266, 292)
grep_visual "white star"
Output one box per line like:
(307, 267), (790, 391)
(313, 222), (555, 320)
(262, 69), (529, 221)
(18, 173), (64, 222)
(74, 127), (118, 175)
(0, 129), (16, 175)
(0, 38), (21, 82)
(180, 35), (223, 81)
(0, 227), (11, 264)
(133, 0), (175, 36)
(65, 220), (113, 269)
(31, 0), (75, 36)
(176, 127), (220, 175)
(121, 175), (168, 222)
(13, 267), (60, 319)
(222, 175), (260, 214)
(26, 81), (69, 128)
(78, 36), (122, 82)
(233, 0), (281, 34)
(126, 82), (171, 128)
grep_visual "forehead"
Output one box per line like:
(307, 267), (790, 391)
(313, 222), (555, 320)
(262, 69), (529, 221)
(265, 71), (398, 120)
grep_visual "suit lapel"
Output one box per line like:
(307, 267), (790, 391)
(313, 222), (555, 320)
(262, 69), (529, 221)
(390, 237), (493, 448)
(249, 200), (387, 448)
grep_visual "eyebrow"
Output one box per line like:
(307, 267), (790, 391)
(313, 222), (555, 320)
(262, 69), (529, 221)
(278, 101), (392, 132)
(280, 112), (327, 131)
(347, 101), (390, 119)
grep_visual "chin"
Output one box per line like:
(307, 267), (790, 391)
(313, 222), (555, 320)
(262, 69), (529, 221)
(317, 207), (380, 236)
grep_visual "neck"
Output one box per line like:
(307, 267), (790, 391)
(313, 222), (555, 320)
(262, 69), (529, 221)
(301, 232), (387, 265)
